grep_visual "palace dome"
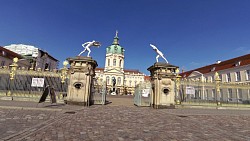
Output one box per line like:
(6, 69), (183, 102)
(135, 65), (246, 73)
(106, 32), (124, 55)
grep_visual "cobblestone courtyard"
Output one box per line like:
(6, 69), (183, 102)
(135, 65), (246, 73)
(0, 98), (249, 141)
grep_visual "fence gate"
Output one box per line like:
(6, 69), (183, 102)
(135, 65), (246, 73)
(134, 82), (151, 107)
(91, 79), (107, 105)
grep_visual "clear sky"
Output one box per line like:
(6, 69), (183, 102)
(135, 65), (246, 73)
(1, 0), (250, 75)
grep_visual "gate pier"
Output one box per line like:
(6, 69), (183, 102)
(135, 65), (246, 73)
(66, 56), (97, 106)
(148, 62), (179, 109)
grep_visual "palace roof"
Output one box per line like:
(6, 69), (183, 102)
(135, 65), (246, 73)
(180, 53), (250, 77)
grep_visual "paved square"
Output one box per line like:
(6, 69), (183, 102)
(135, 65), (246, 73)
(0, 100), (249, 141)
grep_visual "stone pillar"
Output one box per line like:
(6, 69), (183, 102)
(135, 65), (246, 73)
(66, 56), (97, 106)
(147, 62), (179, 109)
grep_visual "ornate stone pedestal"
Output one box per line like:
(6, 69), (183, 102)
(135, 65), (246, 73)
(66, 56), (97, 106)
(147, 62), (179, 109)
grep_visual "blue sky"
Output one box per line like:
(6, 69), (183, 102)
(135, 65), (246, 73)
(1, 0), (250, 75)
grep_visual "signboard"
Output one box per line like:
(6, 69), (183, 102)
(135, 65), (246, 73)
(31, 78), (45, 87)
(142, 89), (150, 97)
(186, 86), (195, 95)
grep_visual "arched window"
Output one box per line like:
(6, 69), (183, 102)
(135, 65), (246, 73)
(119, 60), (122, 67)
(118, 77), (121, 85)
(108, 59), (110, 66)
(113, 59), (116, 66)
(106, 76), (110, 84)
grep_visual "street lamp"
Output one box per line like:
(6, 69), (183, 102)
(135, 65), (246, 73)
(60, 61), (68, 99)
(175, 68), (181, 105)
(9, 57), (19, 100)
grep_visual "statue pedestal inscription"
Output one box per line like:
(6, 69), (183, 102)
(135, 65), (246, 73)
(148, 62), (179, 109)
(66, 56), (97, 106)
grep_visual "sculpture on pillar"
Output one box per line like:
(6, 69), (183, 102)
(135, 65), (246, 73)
(78, 40), (101, 57)
(150, 44), (168, 63)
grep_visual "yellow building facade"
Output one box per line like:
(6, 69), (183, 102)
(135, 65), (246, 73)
(95, 32), (145, 95)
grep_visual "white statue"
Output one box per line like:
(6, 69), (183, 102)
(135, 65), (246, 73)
(78, 40), (101, 57)
(150, 44), (168, 63)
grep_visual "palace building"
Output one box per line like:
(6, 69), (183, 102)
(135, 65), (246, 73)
(180, 53), (250, 103)
(95, 32), (146, 95)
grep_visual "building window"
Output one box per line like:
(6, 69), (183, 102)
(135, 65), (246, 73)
(235, 61), (241, 67)
(134, 81), (137, 86)
(1, 61), (5, 67)
(228, 88), (233, 99)
(119, 60), (122, 67)
(226, 73), (231, 82)
(212, 89), (215, 99)
(2, 51), (6, 56)
(117, 77), (121, 85)
(211, 67), (216, 72)
(106, 76), (110, 85)
(204, 77), (208, 82)
(235, 71), (241, 82)
(129, 80), (132, 87)
(113, 59), (116, 66)
(114, 46), (118, 53)
(44, 63), (49, 70)
(248, 89), (250, 100)
(124, 80), (126, 86)
(246, 70), (250, 81)
(211, 76), (214, 82)
(205, 89), (209, 100)
(219, 89), (223, 101)
(108, 59), (110, 66)
(219, 74), (222, 81)
(237, 89), (242, 100)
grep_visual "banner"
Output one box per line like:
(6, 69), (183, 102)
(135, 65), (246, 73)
(186, 86), (195, 95)
(31, 78), (45, 87)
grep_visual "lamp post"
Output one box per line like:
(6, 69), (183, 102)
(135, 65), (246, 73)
(9, 57), (19, 100)
(215, 72), (221, 106)
(175, 68), (181, 105)
(60, 61), (68, 99)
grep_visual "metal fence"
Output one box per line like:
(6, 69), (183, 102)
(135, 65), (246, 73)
(134, 82), (151, 106)
(177, 79), (250, 106)
(0, 67), (68, 103)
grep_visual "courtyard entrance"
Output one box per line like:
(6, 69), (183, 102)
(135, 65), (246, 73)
(106, 95), (134, 106)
